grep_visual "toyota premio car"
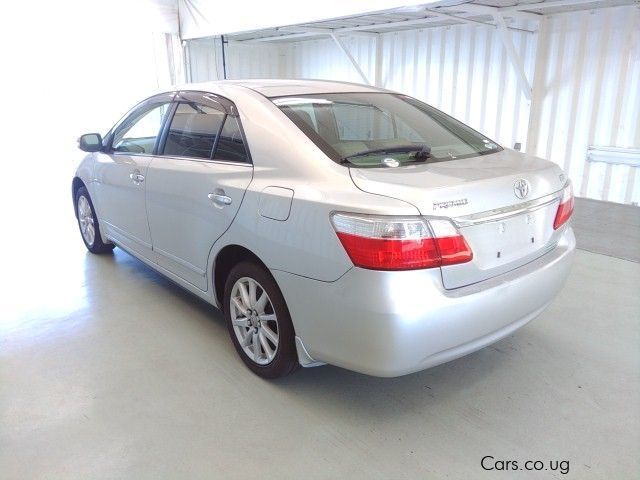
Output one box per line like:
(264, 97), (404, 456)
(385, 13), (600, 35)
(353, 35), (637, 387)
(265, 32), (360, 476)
(72, 79), (575, 378)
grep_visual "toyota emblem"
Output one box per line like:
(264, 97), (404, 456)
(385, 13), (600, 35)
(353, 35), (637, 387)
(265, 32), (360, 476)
(513, 179), (530, 199)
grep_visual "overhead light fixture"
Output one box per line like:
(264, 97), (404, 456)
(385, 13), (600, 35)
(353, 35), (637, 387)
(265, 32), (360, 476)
(587, 146), (640, 167)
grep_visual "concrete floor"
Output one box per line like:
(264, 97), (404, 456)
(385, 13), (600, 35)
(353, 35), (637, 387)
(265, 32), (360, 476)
(1, 186), (639, 479)
(572, 198), (640, 262)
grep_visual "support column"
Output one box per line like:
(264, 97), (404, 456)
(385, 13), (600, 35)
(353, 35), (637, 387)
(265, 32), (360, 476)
(492, 12), (533, 102)
(330, 33), (371, 85)
(525, 16), (551, 155)
(374, 33), (384, 87)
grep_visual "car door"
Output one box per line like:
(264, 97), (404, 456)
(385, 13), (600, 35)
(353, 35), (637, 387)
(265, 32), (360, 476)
(94, 93), (174, 259)
(145, 91), (253, 290)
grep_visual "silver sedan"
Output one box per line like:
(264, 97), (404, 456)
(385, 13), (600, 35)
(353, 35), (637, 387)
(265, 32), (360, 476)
(72, 80), (575, 378)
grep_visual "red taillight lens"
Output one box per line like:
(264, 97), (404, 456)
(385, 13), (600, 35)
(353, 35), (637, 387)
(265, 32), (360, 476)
(553, 182), (574, 230)
(331, 213), (472, 271)
(334, 233), (441, 269)
(435, 235), (474, 266)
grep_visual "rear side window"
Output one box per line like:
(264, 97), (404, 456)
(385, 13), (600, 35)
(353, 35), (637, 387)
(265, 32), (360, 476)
(213, 116), (249, 163)
(163, 102), (225, 159)
(287, 104), (318, 131)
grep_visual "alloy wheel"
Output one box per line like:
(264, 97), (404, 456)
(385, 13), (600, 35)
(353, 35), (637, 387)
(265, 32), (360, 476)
(77, 195), (95, 247)
(230, 277), (279, 365)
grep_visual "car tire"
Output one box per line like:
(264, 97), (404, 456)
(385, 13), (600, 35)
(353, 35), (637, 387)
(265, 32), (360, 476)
(75, 186), (115, 254)
(224, 261), (299, 379)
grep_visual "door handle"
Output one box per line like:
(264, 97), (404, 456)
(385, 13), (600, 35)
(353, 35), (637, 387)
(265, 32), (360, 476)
(208, 192), (232, 206)
(129, 171), (145, 184)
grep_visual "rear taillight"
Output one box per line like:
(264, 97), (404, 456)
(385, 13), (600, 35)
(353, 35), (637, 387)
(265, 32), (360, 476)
(553, 181), (574, 230)
(331, 213), (472, 271)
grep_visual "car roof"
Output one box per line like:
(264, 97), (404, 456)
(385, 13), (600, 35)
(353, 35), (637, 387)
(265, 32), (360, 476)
(177, 79), (389, 98)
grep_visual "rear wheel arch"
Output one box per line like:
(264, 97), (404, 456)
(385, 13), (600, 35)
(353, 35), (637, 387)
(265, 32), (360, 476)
(213, 245), (270, 307)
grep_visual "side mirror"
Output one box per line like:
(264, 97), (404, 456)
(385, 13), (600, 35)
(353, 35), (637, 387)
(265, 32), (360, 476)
(78, 133), (103, 152)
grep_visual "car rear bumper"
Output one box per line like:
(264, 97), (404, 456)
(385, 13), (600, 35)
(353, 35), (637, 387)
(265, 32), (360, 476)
(272, 226), (575, 377)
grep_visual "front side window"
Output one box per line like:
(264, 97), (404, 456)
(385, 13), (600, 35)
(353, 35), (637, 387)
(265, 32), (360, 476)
(163, 102), (225, 159)
(112, 103), (170, 154)
(274, 93), (501, 167)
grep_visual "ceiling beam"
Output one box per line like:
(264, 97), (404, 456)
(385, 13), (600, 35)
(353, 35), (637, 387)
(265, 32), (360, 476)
(424, 9), (502, 29)
(278, 26), (333, 34)
(319, 16), (447, 33)
(248, 31), (324, 42)
(216, 0), (622, 43)
(240, 10), (536, 42)
(443, 3), (542, 23)
(501, 0), (604, 12)
(242, 17), (445, 42)
(277, 25), (378, 38)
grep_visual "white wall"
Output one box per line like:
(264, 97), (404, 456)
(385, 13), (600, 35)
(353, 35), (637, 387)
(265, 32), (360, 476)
(528, 6), (640, 204)
(280, 23), (536, 155)
(188, 38), (282, 81)
(1, 0), (182, 145)
(0, 0), (183, 257)
(186, 5), (639, 204)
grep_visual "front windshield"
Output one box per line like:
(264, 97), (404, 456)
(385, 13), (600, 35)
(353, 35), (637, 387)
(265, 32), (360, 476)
(273, 93), (501, 167)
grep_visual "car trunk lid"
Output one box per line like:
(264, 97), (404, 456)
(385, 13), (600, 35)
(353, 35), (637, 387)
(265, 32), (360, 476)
(349, 149), (567, 289)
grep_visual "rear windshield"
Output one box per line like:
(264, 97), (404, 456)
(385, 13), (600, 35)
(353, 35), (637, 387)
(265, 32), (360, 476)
(273, 93), (501, 168)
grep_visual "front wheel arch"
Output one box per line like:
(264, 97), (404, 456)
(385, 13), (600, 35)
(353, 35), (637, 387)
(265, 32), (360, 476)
(71, 177), (86, 217)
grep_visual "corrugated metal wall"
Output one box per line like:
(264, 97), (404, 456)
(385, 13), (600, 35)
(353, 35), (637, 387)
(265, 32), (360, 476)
(280, 22), (536, 158)
(528, 6), (640, 204)
(185, 5), (640, 204)
(187, 37), (281, 81)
